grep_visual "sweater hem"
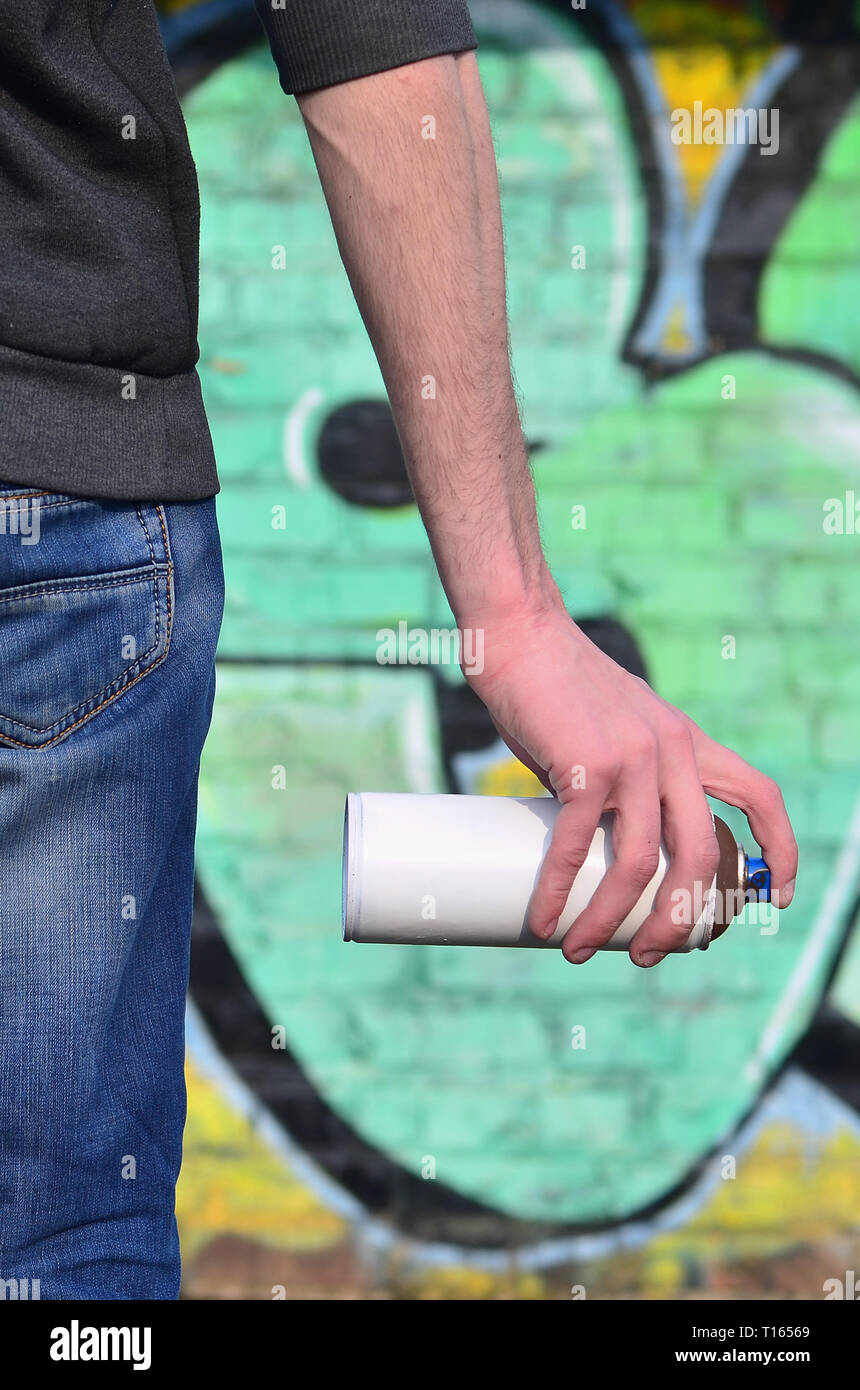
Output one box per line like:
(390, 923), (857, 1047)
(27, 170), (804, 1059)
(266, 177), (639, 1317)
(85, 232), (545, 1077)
(0, 342), (219, 502)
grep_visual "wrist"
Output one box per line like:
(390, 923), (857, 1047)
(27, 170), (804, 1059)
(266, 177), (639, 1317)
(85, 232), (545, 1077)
(453, 566), (566, 634)
(456, 573), (570, 684)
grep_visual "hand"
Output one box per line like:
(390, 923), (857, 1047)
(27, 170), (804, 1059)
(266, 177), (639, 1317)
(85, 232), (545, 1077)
(463, 598), (798, 967)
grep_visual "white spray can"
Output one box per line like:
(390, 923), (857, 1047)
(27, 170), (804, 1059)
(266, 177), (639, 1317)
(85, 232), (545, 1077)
(342, 792), (771, 952)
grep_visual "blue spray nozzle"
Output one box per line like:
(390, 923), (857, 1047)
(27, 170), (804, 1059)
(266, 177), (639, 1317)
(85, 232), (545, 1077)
(744, 855), (771, 904)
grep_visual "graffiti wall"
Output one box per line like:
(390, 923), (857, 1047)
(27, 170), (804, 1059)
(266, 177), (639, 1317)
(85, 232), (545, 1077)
(156, 0), (860, 1298)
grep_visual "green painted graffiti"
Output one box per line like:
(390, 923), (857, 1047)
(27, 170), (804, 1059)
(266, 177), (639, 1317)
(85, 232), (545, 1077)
(172, 0), (860, 1240)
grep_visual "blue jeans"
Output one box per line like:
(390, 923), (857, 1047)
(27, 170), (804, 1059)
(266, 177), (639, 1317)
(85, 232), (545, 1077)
(0, 485), (223, 1299)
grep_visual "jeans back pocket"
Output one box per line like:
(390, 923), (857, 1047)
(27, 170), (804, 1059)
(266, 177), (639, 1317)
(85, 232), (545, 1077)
(0, 490), (172, 749)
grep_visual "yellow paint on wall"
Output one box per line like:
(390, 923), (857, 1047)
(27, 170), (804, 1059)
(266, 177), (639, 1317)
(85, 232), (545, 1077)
(400, 1267), (546, 1300)
(641, 1122), (860, 1283)
(475, 756), (547, 798)
(179, 1051), (860, 1298)
(177, 1057), (346, 1264)
(652, 46), (777, 204)
(661, 301), (694, 355)
(627, 2), (777, 206)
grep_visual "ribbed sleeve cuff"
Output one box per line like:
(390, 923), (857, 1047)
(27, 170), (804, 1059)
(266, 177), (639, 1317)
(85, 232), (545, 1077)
(253, 0), (477, 95)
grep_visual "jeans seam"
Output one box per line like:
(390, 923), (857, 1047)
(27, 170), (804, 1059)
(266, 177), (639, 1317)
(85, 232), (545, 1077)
(136, 506), (160, 651)
(0, 568), (165, 605)
(0, 643), (173, 749)
(0, 507), (175, 747)
(0, 497), (117, 512)
(0, 574), (166, 735)
(155, 506), (173, 652)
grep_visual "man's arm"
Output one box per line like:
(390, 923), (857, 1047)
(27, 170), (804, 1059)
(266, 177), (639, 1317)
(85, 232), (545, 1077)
(296, 52), (797, 966)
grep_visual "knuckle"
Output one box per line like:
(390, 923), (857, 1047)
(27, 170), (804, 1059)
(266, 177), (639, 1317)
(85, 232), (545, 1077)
(676, 840), (720, 889)
(624, 728), (658, 767)
(660, 713), (694, 753)
(589, 753), (620, 788)
(696, 833), (721, 876)
(620, 847), (661, 888)
(750, 772), (784, 815)
(651, 916), (695, 948)
(551, 843), (589, 876)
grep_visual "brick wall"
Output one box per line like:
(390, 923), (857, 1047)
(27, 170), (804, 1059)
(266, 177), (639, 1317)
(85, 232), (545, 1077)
(156, 0), (860, 1299)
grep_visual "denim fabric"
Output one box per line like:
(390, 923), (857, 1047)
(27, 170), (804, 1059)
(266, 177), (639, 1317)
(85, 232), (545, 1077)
(0, 486), (224, 1299)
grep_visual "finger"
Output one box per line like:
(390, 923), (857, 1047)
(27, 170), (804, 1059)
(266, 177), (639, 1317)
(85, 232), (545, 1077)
(684, 722), (798, 908)
(527, 792), (607, 939)
(628, 765), (720, 967)
(560, 776), (661, 964)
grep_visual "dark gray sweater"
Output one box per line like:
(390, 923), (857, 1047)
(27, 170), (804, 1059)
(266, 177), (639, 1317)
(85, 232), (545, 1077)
(0, 1), (477, 500)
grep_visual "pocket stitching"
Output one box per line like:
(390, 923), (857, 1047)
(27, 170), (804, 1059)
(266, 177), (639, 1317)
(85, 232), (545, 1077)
(0, 573), (166, 735)
(0, 566), (165, 606)
(154, 503), (173, 663)
(0, 643), (172, 749)
(136, 506), (162, 653)
(0, 497), (102, 512)
(0, 505), (174, 748)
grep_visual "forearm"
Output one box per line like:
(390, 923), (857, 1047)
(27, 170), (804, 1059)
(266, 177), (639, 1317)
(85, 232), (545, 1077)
(298, 49), (797, 959)
(297, 52), (560, 629)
